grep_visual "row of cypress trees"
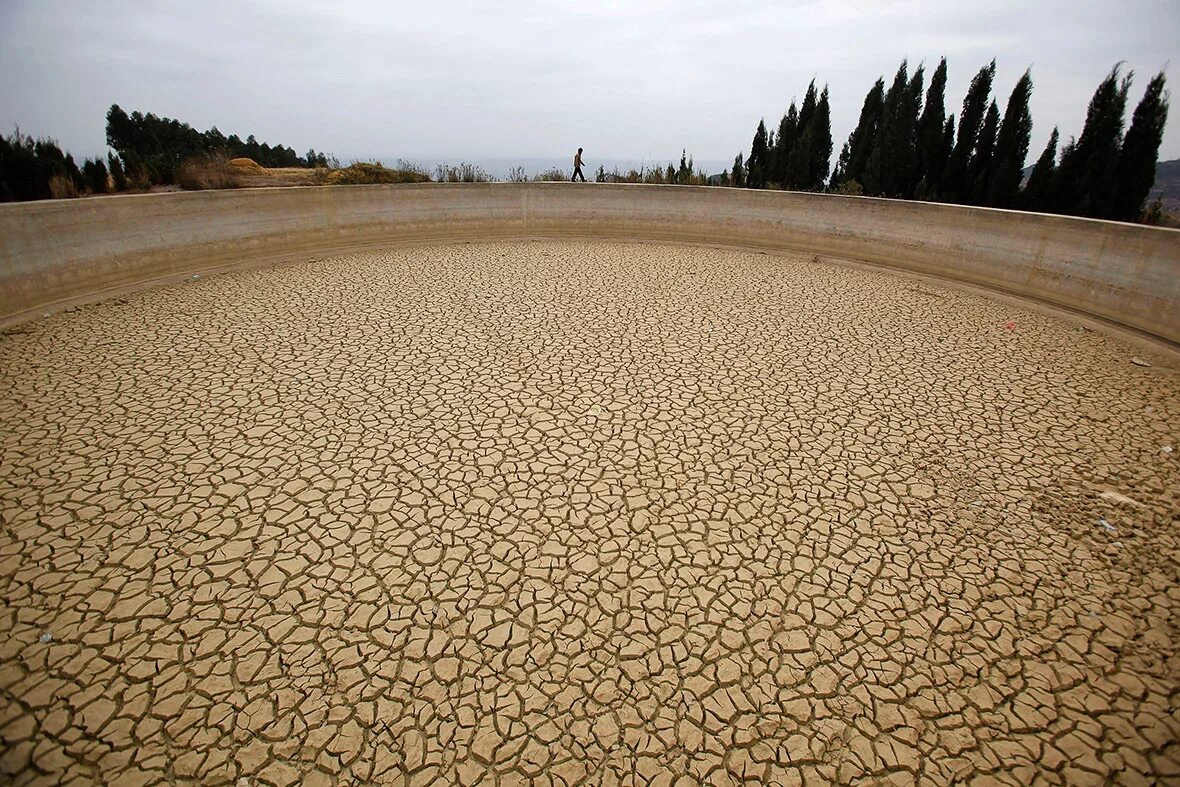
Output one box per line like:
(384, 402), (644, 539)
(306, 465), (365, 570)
(729, 80), (833, 193)
(732, 59), (1169, 223)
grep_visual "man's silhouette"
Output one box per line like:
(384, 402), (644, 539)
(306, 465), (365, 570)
(572, 148), (586, 182)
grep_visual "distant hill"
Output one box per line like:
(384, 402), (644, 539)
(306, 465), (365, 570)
(1019, 157), (1179, 214)
(1149, 158), (1180, 211)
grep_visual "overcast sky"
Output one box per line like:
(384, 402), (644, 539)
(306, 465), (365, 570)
(1, 0), (1177, 170)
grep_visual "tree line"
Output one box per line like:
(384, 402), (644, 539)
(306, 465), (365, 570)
(726, 59), (1169, 223)
(105, 105), (330, 185)
(0, 105), (331, 201)
(2, 67), (1169, 221)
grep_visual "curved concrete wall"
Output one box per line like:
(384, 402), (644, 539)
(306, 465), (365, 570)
(1, 183), (1178, 343)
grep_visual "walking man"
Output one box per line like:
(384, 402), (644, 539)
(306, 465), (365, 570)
(572, 147), (586, 182)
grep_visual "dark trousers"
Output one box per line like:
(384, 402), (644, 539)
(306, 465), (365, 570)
(572, 166), (585, 182)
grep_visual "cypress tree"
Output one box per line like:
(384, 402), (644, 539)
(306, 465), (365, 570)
(1055, 65), (1132, 218)
(830, 143), (848, 188)
(915, 58), (949, 198)
(763, 131), (775, 185)
(771, 103), (798, 186)
(943, 60), (996, 202)
(795, 82), (818, 145)
(1052, 136), (1081, 214)
(784, 83), (818, 189)
(834, 78), (886, 189)
(941, 115), (956, 165)
(988, 70), (1034, 208)
(81, 157), (109, 193)
(748, 120), (769, 188)
(1022, 127), (1058, 211)
(1112, 71), (1169, 221)
(967, 101), (1000, 204)
(807, 86), (833, 190)
(785, 124), (810, 190)
(900, 66), (925, 197)
(863, 61), (923, 197)
(862, 62), (908, 195)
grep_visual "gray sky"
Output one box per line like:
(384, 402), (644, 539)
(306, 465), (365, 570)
(1, 0), (1177, 169)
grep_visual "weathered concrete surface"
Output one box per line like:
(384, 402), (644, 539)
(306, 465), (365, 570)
(2, 240), (1178, 783)
(1, 184), (1178, 343)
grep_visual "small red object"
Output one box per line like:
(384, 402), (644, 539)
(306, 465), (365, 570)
(1003, 321), (1016, 330)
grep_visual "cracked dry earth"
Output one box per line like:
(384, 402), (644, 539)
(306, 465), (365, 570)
(1, 239), (1179, 787)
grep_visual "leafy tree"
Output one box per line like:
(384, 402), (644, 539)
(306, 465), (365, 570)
(1112, 70), (1169, 221)
(107, 152), (127, 191)
(0, 130), (83, 200)
(81, 157), (109, 193)
(966, 101), (1000, 204)
(988, 70), (1034, 208)
(747, 120), (769, 188)
(0, 131), (45, 200)
(105, 103), (324, 186)
(1054, 65), (1132, 218)
(915, 58), (949, 198)
(731, 152), (746, 187)
(832, 78), (885, 189)
(1021, 127), (1058, 211)
(943, 60), (996, 202)
(305, 148), (328, 168)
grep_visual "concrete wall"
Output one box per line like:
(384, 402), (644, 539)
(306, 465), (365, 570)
(1, 183), (1178, 343)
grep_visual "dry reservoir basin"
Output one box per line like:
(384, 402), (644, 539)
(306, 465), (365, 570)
(1, 184), (1179, 784)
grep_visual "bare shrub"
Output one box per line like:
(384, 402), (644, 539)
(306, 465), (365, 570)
(832, 178), (864, 196)
(434, 162), (494, 182)
(532, 168), (568, 182)
(326, 162), (432, 185)
(396, 159), (432, 179)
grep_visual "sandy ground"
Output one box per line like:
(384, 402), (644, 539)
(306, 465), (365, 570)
(0, 240), (1178, 785)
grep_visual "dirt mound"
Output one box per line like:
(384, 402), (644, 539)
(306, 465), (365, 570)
(227, 157), (264, 171)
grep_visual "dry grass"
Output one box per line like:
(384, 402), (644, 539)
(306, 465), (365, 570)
(533, 168), (569, 182)
(227, 157), (264, 172)
(48, 174), (77, 199)
(234, 167), (324, 188)
(177, 158), (243, 190)
(324, 162), (432, 185)
(171, 158), (432, 192)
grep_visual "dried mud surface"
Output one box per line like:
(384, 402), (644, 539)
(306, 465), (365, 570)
(1, 240), (1178, 785)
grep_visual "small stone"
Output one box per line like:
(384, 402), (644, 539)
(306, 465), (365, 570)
(1130, 356), (1151, 367)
